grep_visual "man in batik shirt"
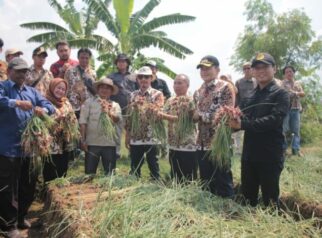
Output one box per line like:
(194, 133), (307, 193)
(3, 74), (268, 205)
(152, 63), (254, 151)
(193, 55), (235, 198)
(160, 74), (197, 182)
(65, 48), (96, 119)
(125, 66), (164, 180)
(25, 47), (53, 96)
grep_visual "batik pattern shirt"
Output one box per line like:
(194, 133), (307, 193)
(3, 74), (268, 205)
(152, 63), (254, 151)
(50, 59), (78, 78)
(25, 65), (53, 96)
(193, 79), (234, 150)
(164, 95), (197, 151)
(126, 87), (164, 145)
(65, 66), (96, 112)
(281, 80), (304, 110)
(50, 100), (77, 154)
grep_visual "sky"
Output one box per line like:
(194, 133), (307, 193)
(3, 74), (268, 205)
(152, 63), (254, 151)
(1, 0), (322, 93)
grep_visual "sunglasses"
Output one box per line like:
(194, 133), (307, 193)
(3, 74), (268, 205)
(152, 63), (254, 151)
(137, 75), (151, 80)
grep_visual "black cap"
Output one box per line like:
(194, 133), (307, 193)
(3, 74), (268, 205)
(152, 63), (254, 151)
(251, 52), (275, 67)
(197, 55), (219, 69)
(114, 53), (131, 65)
(32, 47), (48, 57)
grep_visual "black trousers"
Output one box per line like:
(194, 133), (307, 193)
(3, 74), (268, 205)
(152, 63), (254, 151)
(0, 156), (36, 230)
(130, 145), (160, 179)
(241, 159), (283, 207)
(197, 150), (234, 198)
(85, 146), (116, 175)
(169, 150), (197, 182)
(43, 151), (72, 183)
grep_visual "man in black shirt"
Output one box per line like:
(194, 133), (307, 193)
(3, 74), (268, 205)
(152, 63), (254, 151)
(229, 52), (290, 207)
(144, 60), (171, 99)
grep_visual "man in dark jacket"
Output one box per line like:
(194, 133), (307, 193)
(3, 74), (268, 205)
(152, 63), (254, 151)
(229, 53), (290, 207)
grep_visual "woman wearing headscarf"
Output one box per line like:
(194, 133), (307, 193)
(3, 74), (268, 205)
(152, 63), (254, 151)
(43, 78), (79, 182)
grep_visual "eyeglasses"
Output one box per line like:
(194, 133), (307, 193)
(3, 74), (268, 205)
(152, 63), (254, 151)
(137, 75), (151, 80)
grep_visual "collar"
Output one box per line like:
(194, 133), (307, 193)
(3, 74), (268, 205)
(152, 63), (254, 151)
(30, 64), (44, 72)
(139, 86), (153, 96)
(256, 79), (276, 92)
(9, 79), (27, 91)
(203, 79), (216, 88)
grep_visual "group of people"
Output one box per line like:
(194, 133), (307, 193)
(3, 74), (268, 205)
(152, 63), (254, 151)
(0, 36), (305, 238)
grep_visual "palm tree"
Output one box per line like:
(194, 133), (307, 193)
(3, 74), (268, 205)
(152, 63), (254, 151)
(21, 0), (196, 78)
(20, 0), (113, 51)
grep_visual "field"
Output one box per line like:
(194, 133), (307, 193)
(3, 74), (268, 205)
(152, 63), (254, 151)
(24, 141), (322, 238)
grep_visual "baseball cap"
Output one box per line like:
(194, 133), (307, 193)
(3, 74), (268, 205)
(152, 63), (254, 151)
(137, 66), (152, 76)
(251, 53), (276, 67)
(33, 47), (48, 57)
(197, 55), (220, 69)
(5, 48), (23, 57)
(145, 60), (157, 67)
(8, 57), (29, 70)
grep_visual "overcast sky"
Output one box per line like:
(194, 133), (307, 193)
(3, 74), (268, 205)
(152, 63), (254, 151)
(1, 0), (321, 92)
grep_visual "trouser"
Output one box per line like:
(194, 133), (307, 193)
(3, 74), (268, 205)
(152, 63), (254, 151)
(241, 159), (283, 207)
(196, 150), (234, 198)
(169, 150), (197, 182)
(43, 151), (72, 183)
(283, 109), (301, 152)
(85, 146), (116, 175)
(130, 145), (160, 180)
(0, 156), (36, 230)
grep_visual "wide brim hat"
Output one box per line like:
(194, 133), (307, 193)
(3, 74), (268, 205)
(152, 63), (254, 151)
(94, 78), (119, 95)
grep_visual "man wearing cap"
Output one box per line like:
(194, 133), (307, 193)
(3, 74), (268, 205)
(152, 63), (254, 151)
(0, 39), (7, 81)
(0, 58), (55, 237)
(65, 48), (96, 119)
(50, 41), (78, 78)
(193, 55), (235, 198)
(235, 62), (257, 109)
(5, 49), (23, 63)
(144, 60), (171, 99)
(229, 52), (290, 208)
(281, 65), (305, 156)
(79, 78), (122, 175)
(25, 47), (53, 96)
(125, 66), (164, 180)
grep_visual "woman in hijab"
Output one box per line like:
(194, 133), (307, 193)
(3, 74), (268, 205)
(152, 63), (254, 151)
(43, 78), (78, 182)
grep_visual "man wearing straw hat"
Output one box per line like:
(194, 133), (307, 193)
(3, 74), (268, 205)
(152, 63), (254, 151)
(229, 52), (290, 208)
(79, 78), (122, 175)
(0, 58), (55, 237)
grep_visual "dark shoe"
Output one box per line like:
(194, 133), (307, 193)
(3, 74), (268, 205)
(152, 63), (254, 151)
(2, 228), (22, 238)
(17, 219), (31, 229)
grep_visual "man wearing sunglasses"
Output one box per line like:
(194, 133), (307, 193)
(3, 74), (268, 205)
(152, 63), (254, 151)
(125, 66), (164, 180)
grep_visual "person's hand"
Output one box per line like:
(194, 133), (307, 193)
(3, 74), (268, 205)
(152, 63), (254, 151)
(81, 141), (88, 152)
(15, 100), (33, 111)
(125, 133), (130, 150)
(193, 111), (200, 122)
(229, 117), (241, 130)
(34, 106), (45, 116)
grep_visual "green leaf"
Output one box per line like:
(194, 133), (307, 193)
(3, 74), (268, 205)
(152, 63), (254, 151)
(20, 22), (69, 32)
(140, 14), (196, 33)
